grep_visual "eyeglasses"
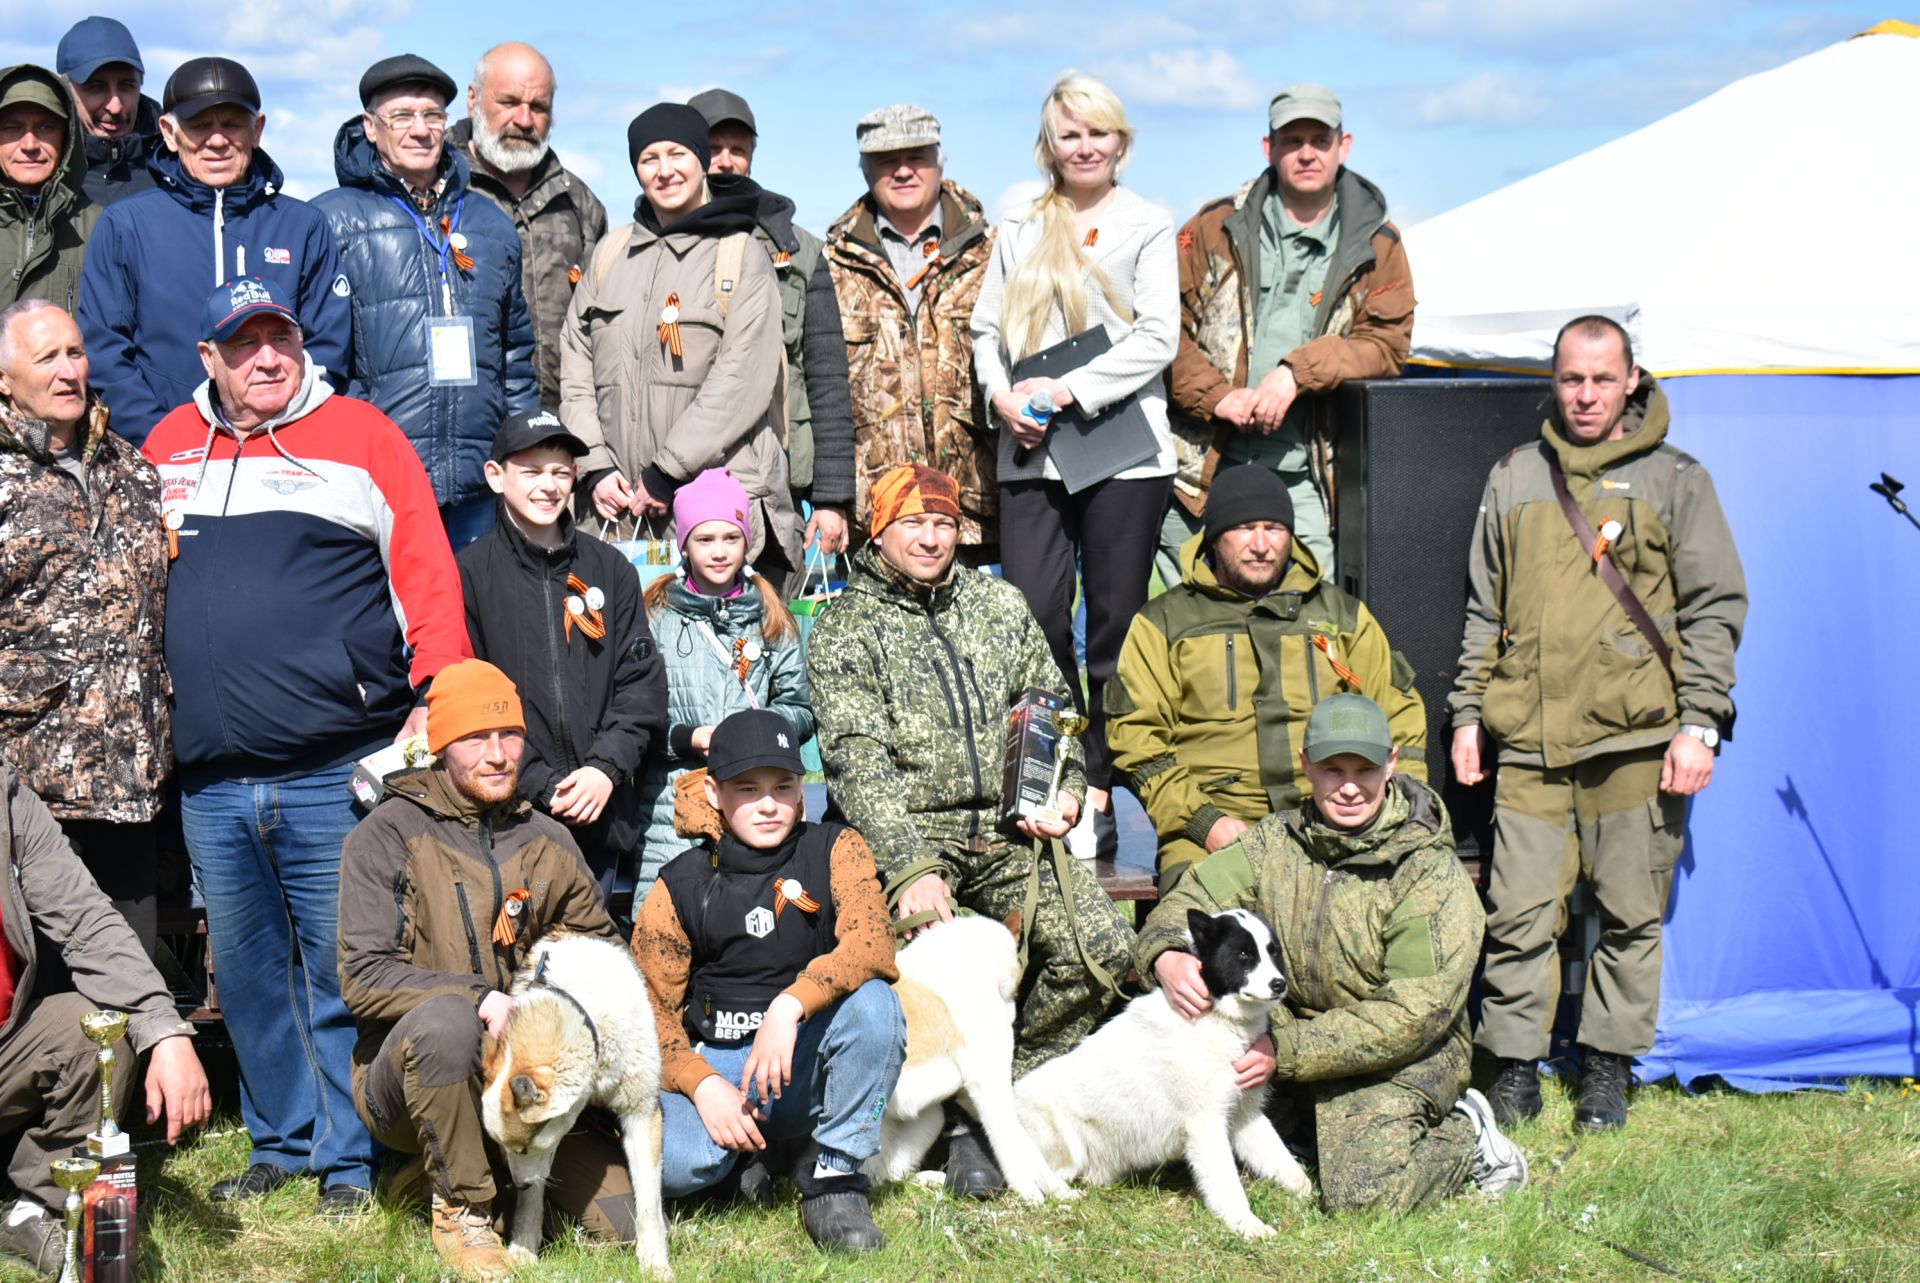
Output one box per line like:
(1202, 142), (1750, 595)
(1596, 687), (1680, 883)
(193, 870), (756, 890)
(377, 109), (448, 132)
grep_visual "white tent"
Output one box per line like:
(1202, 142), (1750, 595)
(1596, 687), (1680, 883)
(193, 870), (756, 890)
(1404, 21), (1920, 376)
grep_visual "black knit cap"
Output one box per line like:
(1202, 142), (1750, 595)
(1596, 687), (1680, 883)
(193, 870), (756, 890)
(1203, 464), (1295, 546)
(358, 54), (456, 109)
(627, 102), (711, 169)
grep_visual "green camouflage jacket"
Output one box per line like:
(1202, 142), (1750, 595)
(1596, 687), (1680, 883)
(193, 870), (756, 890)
(1136, 775), (1480, 1110)
(0, 64), (102, 311)
(808, 544), (1080, 887)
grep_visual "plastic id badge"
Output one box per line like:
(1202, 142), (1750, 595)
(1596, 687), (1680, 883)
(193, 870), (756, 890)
(428, 316), (478, 386)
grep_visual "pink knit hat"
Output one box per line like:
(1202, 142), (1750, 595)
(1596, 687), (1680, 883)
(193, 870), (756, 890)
(672, 467), (753, 547)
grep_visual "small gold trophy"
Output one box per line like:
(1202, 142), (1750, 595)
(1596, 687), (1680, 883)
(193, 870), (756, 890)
(80, 1011), (130, 1158)
(1034, 711), (1090, 827)
(50, 1156), (100, 1283)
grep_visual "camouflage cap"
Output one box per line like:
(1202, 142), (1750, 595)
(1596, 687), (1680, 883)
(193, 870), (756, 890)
(1303, 694), (1392, 765)
(856, 103), (940, 154)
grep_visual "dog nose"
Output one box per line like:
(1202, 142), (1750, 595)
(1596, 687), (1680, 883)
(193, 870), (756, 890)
(1269, 978), (1287, 997)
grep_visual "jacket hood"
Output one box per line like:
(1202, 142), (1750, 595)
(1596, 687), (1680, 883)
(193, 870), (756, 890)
(664, 569), (770, 627)
(827, 178), (989, 260)
(331, 115), (468, 200)
(842, 542), (962, 614)
(1177, 527), (1324, 598)
(384, 765), (533, 826)
(634, 170), (761, 238)
(1542, 375), (1670, 478)
(743, 179), (802, 255)
(1232, 165), (1390, 238)
(191, 350), (334, 436)
(82, 94), (161, 165)
(1287, 773), (1446, 870)
(0, 64), (88, 206)
(149, 140), (287, 210)
(0, 392), (110, 463)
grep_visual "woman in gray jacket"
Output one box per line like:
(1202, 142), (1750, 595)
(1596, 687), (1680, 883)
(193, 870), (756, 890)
(970, 72), (1178, 859)
(560, 103), (803, 579)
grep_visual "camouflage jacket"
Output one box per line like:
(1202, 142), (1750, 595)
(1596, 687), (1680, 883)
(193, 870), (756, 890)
(807, 545), (1080, 887)
(1167, 166), (1414, 517)
(824, 181), (997, 543)
(0, 397), (169, 821)
(453, 118), (609, 411)
(1136, 776), (1480, 1110)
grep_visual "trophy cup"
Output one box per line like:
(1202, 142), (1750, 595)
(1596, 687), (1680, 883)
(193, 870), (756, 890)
(80, 1011), (130, 1158)
(50, 1157), (100, 1283)
(1032, 711), (1090, 827)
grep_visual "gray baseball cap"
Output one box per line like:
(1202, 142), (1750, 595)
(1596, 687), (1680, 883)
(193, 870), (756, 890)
(1302, 694), (1392, 766)
(857, 103), (940, 154)
(689, 87), (756, 135)
(1269, 84), (1342, 132)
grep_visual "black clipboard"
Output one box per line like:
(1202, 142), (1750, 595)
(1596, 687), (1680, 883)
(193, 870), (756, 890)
(1010, 326), (1161, 494)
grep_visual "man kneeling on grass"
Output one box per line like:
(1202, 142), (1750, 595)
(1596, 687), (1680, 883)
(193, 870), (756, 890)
(1136, 694), (1527, 1214)
(632, 709), (905, 1252)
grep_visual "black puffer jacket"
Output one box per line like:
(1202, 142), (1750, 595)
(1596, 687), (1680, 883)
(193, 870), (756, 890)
(312, 120), (536, 507)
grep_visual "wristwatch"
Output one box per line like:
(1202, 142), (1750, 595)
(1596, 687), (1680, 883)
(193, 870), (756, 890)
(1681, 724), (1720, 750)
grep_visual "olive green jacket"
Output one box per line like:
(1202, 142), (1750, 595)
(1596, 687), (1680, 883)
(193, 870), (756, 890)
(1135, 775), (1480, 1108)
(1107, 532), (1425, 854)
(1448, 378), (1747, 767)
(0, 64), (101, 311)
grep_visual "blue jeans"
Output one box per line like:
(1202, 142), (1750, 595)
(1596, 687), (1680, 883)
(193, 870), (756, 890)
(660, 979), (904, 1197)
(440, 495), (496, 550)
(180, 762), (374, 1188)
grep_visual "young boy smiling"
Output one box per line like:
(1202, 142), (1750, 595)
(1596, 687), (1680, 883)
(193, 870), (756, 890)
(458, 409), (667, 904)
(631, 709), (905, 1252)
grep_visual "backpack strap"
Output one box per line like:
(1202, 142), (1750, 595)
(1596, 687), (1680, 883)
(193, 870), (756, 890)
(713, 231), (749, 319)
(590, 224), (635, 292)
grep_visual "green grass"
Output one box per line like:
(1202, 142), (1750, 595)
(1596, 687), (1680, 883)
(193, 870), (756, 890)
(10, 1077), (1916, 1282)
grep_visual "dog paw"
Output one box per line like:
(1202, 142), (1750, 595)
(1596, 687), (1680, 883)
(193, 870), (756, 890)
(506, 1243), (539, 1265)
(1230, 1217), (1277, 1240)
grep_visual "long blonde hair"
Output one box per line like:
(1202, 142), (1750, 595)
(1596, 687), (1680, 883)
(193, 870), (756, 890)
(999, 73), (1136, 362)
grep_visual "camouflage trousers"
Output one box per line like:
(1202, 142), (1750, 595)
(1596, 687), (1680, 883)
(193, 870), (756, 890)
(1476, 748), (1685, 1061)
(1285, 1073), (1477, 1216)
(940, 839), (1135, 1076)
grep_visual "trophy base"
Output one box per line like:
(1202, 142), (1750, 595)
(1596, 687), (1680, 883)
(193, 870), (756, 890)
(85, 1133), (130, 1159)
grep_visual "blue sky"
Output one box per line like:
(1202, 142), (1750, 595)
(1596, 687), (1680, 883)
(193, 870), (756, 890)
(3, 0), (1890, 232)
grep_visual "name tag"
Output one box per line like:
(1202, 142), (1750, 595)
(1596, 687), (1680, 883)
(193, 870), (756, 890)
(428, 316), (477, 386)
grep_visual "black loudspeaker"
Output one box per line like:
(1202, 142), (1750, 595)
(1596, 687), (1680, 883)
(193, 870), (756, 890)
(1333, 377), (1549, 855)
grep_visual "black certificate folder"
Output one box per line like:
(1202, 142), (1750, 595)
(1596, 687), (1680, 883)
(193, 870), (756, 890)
(1010, 327), (1162, 494)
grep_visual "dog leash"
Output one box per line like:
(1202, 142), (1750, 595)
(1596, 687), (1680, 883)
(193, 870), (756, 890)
(1018, 837), (1121, 999)
(525, 952), (603, 1060)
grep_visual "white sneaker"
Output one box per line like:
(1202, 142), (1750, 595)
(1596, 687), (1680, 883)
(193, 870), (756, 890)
(1455, 1087), (1529, 1197)
(1064, 804), (1100, 859)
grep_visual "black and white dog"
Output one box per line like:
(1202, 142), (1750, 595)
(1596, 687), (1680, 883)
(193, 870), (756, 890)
(1014, 908), (1311, 1236)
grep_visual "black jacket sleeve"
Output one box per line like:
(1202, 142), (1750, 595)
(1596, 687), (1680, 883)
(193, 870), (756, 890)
(583, 546), (667, 780)
(801, 254), (856, 508)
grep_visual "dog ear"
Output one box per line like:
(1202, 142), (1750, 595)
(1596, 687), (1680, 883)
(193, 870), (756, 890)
(1001, 907), (1023, 940)
(480, 1031), (503, 1081)
(510, 1073), (545, 1110)
(1186, 907), (1217, 947)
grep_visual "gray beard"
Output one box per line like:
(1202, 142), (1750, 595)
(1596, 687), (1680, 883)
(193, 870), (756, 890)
(472, 115), (549, 176)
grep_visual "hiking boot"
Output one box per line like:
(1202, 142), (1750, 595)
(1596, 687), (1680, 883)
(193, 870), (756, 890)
(1574, 1049), (1630, 1132)
(1487, 1057), (1543, 1128)
(944, 1117), (1005, 1199)
(0, 1198), (63, 1278)
(430, 1194), (515, 1281)
(1454, 1088), (1530, 1197)
(798, 1179), (884, 1252)
(208, 1161), (297, 1202)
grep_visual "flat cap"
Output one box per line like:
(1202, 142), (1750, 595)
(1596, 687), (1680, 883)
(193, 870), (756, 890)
(856, 103), (939, 154)
(163, 57), (260, 120)
(359, 54), (456, 109)
(688, 88), (756, 135)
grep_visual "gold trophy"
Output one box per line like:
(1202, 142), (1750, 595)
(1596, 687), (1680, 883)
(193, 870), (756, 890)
(1034, 711), (1090, 827)
(80, 1011), (130, 1158)
(51, 1156), (100, 1283)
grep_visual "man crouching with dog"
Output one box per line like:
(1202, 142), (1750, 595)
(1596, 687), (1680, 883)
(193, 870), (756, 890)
(631, 709), (905, 1252)
(337, 660), (634, 1281)
(1136, 694), (1527, 1215)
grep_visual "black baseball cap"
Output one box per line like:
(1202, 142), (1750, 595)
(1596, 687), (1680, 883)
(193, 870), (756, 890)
(358, 54), (457, 109)
(688, 88), (757, 135)
(491, 409), (588, 463)
(163, 57), (260, 120)
(708, 709), (804, 782)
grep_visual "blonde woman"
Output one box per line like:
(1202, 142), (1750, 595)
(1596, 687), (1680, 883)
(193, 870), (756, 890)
(970, 73), (1177, 858)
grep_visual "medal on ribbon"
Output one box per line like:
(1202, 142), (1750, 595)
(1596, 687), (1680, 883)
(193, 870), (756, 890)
(492, 888), (533, 946)
(563, 573), (607, 642)
(1593, 518), (1624, 565)
(731, 635), (760, 683)
(163, 508), (183, 560)
(659, 294), (684, 358)
(441, 218), (475, 271)
(774, 877), (819, 922)
(904, 239), (942, 291)
(1313, 633), (1363, 688)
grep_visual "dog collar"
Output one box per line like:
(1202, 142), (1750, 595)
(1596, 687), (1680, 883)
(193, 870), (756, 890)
(528, 952), (603, 1060)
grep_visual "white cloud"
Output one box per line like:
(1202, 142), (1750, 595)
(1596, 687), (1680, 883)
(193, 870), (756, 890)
(1105, 48), (1264, 111)
(993, 179), (1048, 223)
(553, 146), (607, 186)
(1406, 70), (1548, 127)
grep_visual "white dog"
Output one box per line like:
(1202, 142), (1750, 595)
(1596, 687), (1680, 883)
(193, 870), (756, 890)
(863, 913), (1073, 1203)
(1014, 908), (1312, 1237)
(480, 933), (672, 1276)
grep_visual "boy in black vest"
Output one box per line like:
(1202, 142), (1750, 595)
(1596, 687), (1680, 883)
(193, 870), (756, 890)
(631, 709), (904, 1251)
(459, 409), (668, 909)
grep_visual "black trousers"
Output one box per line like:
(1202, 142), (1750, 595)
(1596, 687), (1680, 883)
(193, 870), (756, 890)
(999, 474), (1171, 791)
(57, 818), (158, 957)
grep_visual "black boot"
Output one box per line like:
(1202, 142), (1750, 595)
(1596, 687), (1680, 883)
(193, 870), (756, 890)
(1574, 1049), (1630, 1132)
(944, 1115), (1005, 1199)
(1486, 1058), (1543, 1128)
(796, 1168), (883, 1253)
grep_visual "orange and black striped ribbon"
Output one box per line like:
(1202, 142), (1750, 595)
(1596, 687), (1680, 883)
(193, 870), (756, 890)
(658, 293), (684, 358)
(904, 239), (941, 290)
(492, 888), (532, 946)
(1314, 634), (1363, 687)
(562, 573), (607, 642)
(440, 217), (475, 271)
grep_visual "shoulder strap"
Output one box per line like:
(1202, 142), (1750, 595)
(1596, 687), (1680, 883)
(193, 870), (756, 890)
(1542, 448), (1674, 681)
(713, 231), (750, 319)
(590, 223), (634, 292)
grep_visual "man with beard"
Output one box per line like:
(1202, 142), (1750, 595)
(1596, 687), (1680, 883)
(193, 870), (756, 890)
(453, 43), (606, 411)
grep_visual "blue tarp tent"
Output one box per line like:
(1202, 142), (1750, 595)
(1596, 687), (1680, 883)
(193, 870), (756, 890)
(1401, 24), (1920, 1090)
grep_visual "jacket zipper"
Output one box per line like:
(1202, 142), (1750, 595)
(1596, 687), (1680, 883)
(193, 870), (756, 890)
(478, 816), (507, 988)
(1226, 636), (1239, 709)
(212, 188), (226, 285)
(925, 605), (984, 839)
(453, 883), (486, 977)
(391, 870), (409, 948)
(542, 555), (580, 776)
(1306, 640), (1321, 703)
(1307, 866), (1336, 1001)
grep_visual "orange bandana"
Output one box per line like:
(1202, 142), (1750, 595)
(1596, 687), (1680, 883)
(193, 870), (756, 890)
(868, 463), (962, 536)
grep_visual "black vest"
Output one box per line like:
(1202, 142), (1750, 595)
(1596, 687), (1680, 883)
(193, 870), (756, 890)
(658, 821), (841, 1045)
